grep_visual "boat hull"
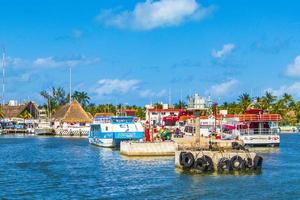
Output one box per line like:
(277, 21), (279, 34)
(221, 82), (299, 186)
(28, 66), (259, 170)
(240, 135), (280, 148)
(244, 143), (279, 147)
(89, 138), (115, 148)
(34, 128), (54, 135)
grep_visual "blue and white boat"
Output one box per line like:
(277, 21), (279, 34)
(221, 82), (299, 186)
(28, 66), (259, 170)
(88, 116), (144, 148)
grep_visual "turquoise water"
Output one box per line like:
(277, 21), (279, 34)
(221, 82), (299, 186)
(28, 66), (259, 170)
(0, 134), (299, 199)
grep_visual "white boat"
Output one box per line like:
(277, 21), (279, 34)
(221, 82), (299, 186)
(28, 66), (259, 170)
(34, 109), (53, 135)
(180, 103), (281, 148)
(89, 116), (144, 148)
(221, 104), (281, 147)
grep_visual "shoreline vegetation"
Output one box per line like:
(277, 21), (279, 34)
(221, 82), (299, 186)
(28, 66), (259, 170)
(36, 87), (300, 126)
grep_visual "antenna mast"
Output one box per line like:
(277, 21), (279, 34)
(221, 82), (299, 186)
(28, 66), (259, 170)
(2, 48), (5, 106)
(168, 88), (171, 106)
(69, 66), (72, 104)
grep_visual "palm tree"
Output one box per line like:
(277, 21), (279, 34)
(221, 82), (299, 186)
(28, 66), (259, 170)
(259, 91), (277, 112)
(265, 91), (276, 104)
(72, 91), (90, 108)
(19, 110), (32, 119)
(238, 93), (251, 112)
(153, 103), (163, 109)
(282, 93), (294, 108)
(53, 87), (67, 105)
(0, 106), (4, 118)
(174, 100), (187, 109)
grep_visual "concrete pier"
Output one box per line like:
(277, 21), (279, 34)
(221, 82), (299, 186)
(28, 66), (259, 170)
(175, 150), (262, 173)
(120, 141), (178, 156)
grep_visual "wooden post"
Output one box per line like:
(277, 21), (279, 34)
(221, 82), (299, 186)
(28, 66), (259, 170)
(195, 117), (200, 147)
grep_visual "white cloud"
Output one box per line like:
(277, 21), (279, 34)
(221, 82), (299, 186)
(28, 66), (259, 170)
(33, 55), (100, 68)
(96, 0), (215, 30)
(212, 43), (235, 58)
(206, 79), (238, 96)
(266, 82), (300, 97)
(286, 55), (300, 77)
(94, 79), (140, 97)
(139, 89), (167, 98)
(5, 56), (27, 67)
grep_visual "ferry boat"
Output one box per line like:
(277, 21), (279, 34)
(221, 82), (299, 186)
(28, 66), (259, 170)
(88, 116), (144, 148)
(222, 103), (281, 147)
(180, 102), (281, 147)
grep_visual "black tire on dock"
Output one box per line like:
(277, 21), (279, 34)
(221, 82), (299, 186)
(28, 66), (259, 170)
(194, 155), (214, 172)
(253, 155), (263, 170)
(217, 158), (231, 172)
(179, 152), (186, 166)
(230, 155), (246, 171)
(180, 152), (194, 169)
(245, 157), (254, 169)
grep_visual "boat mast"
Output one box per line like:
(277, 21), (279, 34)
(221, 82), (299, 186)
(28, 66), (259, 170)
(168, 88), (171, 107)
(2, 48), (5, 106)
(69, 65), (72, 105)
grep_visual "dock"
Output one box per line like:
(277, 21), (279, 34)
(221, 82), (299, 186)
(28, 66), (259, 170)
(120, 141), (177, 156)
(175, 150), (262, 173)
(1, 129), (33, 135)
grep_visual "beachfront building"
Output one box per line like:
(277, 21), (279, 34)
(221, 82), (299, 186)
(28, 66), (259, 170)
(1, 100), (39, 120)
(145, 104), (181, 126)
(118, 109), (136, 116)
(187, 94), (211, 117)
(52, 100), (93, 136)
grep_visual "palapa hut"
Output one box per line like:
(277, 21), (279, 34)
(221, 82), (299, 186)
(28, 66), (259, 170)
(52, 100), (93, 136)
(1, 101), (39, 120)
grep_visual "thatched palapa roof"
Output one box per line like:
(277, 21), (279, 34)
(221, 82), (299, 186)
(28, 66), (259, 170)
(52, 100), (92, 123)
(1, 101), (39, 119)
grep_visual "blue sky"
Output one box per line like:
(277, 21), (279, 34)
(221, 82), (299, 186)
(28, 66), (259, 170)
(1, 0), (300, 105)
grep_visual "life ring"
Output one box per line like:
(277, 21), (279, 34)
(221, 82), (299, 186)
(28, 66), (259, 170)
(253, 155), (263, 170)
(230, 155), (246, 170)
(180, 152), (194, 169)
(194, 155), (214, 172)
(217, 157), (231, 172)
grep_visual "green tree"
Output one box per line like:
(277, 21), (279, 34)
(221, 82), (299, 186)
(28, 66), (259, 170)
(238, 93), (251, 113)
(72, 91), (90, 108)
(174, 100), (187, 109)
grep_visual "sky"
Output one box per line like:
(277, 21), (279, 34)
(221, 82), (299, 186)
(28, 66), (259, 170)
(1, 0), (300, 105)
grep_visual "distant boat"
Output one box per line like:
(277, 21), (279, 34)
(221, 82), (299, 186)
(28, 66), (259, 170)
(34, 109), (53, 135)
(89, 116), (144, 148)
(279, 125), (298, 133)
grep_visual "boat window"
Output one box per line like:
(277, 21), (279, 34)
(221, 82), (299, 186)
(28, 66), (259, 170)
(184, 126), (188, 132)
(91, 125), (101, 131)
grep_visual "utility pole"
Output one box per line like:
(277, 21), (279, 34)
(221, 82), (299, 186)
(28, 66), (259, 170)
(195, 117), (201, 147)
(2, 48), (5, 106)
(168, 88), (171, 107)
(69, 66), (72, 105)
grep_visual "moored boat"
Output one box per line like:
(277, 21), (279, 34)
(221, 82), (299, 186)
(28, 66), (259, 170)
(221, 103), (281, 147)
(89, 116), (144, 148)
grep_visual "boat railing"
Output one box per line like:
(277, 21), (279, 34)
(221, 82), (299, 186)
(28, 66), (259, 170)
(238, 114), (281, 122)
(239, 128), (279, 135)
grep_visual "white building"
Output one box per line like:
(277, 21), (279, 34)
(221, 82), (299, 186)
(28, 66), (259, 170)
(145, 104), (181, 126)
(188, 93), (210, 110)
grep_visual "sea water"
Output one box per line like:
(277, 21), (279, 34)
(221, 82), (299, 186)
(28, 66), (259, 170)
(0, 134), (299, 199)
